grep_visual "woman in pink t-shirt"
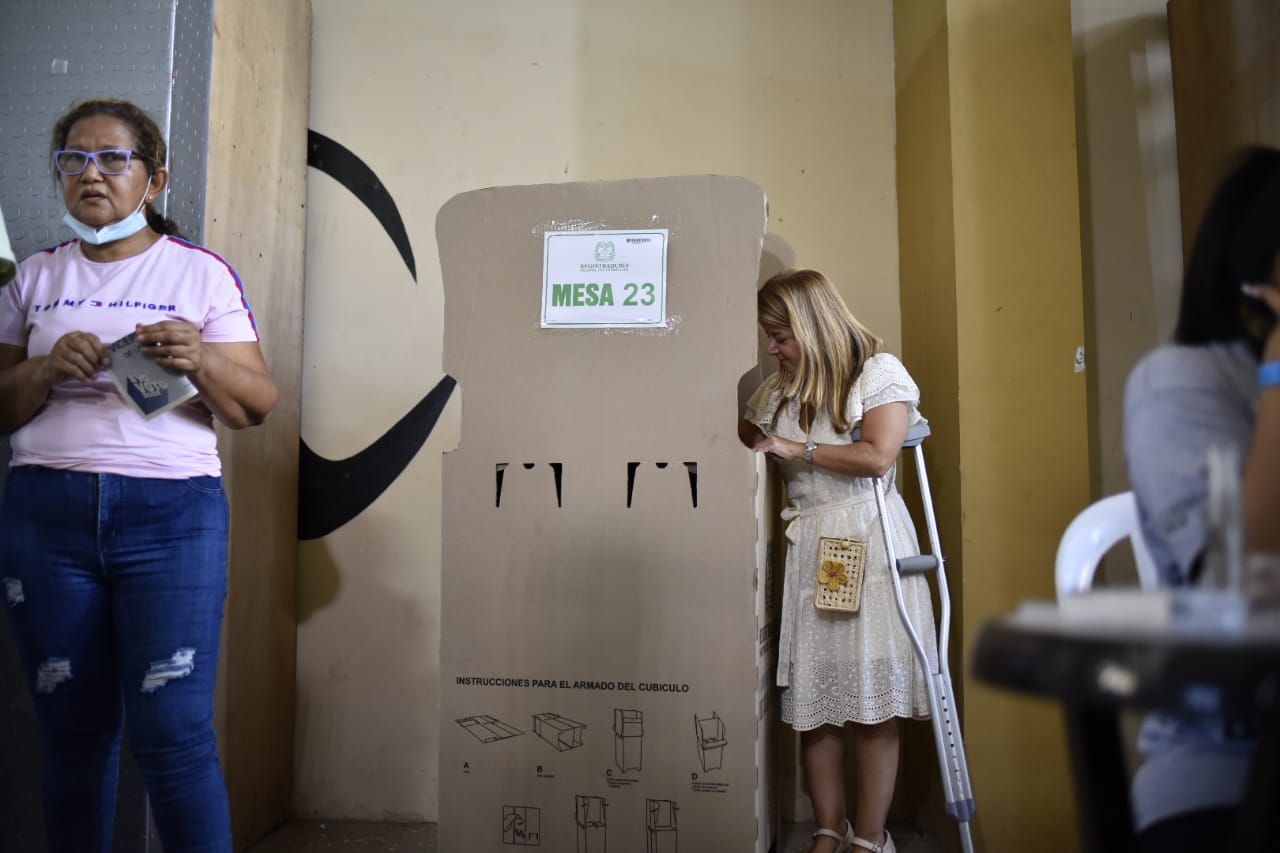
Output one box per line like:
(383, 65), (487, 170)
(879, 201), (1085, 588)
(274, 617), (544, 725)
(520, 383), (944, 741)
(0, 98), (276, 853)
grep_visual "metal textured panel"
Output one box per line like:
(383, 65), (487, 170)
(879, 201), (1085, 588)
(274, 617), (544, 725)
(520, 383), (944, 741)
(169, 0), (214, 243)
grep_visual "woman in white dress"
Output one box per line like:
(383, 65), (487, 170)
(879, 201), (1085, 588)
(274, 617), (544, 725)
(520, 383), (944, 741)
(739, 269), (937, 853)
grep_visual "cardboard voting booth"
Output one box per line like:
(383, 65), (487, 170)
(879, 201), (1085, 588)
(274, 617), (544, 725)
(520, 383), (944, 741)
(438, 175), (780, 853)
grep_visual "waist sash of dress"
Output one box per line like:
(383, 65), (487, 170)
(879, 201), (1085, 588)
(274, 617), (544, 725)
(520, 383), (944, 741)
(773, 484), (885, 545)
(780, 488), (883, 527)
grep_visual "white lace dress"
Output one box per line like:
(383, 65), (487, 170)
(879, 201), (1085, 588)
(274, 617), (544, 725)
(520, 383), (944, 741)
(746, 353), (938, 730)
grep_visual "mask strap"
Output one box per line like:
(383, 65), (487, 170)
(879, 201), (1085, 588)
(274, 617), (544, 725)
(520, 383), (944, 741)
(134, 178), (155, 216)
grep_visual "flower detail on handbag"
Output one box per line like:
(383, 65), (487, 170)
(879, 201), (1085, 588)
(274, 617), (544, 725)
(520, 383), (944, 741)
(814, 535), (867, 613)
(819, 559), (848, 592)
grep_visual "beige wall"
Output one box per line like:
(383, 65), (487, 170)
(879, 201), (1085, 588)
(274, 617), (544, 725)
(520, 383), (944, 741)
(1066, 0), (1186, 803)
(299, 0), (902, 820)
(896, 1), (1091, 850)
(892, 0), (966, 835)
(948, 1), (1092, 846)
(1071, 0), (1183, 515)
(894, 1), (1189, 848)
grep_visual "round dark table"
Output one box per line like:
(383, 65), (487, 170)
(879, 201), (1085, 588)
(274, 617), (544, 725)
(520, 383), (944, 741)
(972, 602), (1280, 853)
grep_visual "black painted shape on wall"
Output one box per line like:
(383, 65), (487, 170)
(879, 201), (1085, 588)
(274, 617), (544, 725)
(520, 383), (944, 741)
(306, 128), (417, 281)
(298, 128), (453, 539)
(298, 374), (457, 540)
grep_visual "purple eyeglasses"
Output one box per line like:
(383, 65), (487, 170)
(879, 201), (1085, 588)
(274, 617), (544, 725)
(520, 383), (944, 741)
(52, 149), (142, 176)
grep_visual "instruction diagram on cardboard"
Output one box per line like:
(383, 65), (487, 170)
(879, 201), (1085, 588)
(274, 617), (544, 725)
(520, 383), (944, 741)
(503, 805), (541, 846)
(575, 794), (607, 853)
(457, 715), (524, 743)
(693, 711), (726, 772)
(533, 712), (586, 752)
(612, 708), (643, 772)
(645, 798), (679, 853)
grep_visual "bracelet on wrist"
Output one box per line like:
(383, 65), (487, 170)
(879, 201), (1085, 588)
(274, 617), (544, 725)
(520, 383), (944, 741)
(804, 440), (818, 464)
(1260, 360), (1280, 389)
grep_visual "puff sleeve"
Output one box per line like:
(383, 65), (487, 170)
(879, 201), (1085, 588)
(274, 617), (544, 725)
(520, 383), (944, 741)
(847, 353), (925, 427)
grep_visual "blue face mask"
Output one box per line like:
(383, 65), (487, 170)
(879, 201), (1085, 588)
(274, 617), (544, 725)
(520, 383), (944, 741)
(63, 181), (153, 246)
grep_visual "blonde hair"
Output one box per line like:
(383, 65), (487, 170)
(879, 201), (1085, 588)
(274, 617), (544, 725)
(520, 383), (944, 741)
(758, 268), (884, 433)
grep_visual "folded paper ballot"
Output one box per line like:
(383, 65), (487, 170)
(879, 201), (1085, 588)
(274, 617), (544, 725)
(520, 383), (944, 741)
(106, 331), (198, 419)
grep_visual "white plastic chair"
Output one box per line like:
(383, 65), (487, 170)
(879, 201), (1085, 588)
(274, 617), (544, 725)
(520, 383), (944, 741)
(1054, 492), (1160, 599)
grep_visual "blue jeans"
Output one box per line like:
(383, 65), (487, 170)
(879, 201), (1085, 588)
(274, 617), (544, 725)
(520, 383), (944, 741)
(0, 465), (233, 853)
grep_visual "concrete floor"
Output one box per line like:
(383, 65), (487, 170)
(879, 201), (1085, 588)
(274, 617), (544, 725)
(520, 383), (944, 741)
(247, 819), (946, 852)
(247, 821), (436, 852)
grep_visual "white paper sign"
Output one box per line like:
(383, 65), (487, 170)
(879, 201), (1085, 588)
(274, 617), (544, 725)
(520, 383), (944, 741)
(542, 229), (668, 328)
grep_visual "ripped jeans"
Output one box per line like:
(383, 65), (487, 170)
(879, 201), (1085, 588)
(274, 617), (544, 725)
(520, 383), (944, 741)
(0, 465), (232, 853)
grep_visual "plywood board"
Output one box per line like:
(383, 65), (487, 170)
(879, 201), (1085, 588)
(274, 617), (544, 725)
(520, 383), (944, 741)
(206, 0), (310, 846)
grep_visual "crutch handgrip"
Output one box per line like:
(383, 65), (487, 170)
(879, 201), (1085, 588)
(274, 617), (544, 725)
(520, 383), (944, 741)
(897, 555), (939, 574)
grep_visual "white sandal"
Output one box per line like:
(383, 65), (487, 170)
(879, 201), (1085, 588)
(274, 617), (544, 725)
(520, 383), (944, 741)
(811, 819), (856, 853)
(850, 829), (895, 853)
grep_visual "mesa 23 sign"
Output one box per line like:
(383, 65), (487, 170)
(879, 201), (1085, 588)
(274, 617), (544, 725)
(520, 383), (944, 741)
(541, 229), (669, 328)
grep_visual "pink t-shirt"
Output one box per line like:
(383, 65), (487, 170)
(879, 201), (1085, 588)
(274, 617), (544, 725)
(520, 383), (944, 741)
(0, 236), (260, 478)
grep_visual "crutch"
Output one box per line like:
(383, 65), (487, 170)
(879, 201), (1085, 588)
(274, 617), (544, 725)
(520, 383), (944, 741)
(860, 422), (978, 853)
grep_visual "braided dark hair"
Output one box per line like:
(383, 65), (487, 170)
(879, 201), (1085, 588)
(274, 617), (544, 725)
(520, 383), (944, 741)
(51, 97), (185, 238)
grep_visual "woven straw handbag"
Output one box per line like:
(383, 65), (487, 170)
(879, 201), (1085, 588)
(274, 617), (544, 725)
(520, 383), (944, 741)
(814, 534), (867, 613)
